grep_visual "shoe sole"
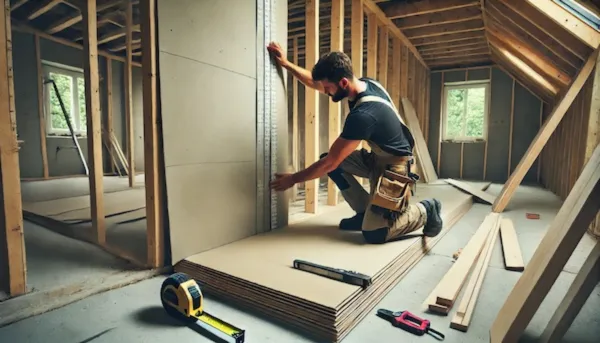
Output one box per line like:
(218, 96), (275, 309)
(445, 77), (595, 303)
(425, 199), (443, 237)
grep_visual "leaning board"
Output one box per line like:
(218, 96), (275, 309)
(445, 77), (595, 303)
(176, 183), (478, 341)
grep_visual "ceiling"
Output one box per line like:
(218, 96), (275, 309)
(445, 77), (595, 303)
(287, 0), (600, 104)
(9, 0), (141, 62)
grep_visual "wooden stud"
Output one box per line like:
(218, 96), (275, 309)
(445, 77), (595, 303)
(489, 145), (600, 343)
(305, 0), (319, 213)
(328, 0), (343, 206)
(125, 0), (135, 187)
(437, 72), (444, 175)
(0, 0), (26, 296)
(291, 37), (299, 202)
(82, 0), (106, 245)
(508, 79), (515, 177)
(585, 51), (600, 164)
(106, 57), (115, 175)
(367, 13), (378, 79)
(377, 26), (388, 86)
(34, 34), (48, 179)
(400, 45), (408, 97)
(483, 67), (492, 180)
(537, 101), (543, 183)
(140, 0), (162, 268)
(492, 49), (599, 213)
(390, 38), (402, 109)
(351, 0), (363, 79)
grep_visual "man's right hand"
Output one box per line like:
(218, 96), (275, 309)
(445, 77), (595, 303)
(267, 41), (288, 67)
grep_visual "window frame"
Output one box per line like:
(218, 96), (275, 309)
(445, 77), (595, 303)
(42, 60), (88, 137)
(441, 80), (490, 143)
(553, 0), (600, 31)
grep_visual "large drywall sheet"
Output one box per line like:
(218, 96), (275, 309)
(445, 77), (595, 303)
(158, 0), (288, 263)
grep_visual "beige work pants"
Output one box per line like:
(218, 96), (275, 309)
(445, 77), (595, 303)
(334, 147), (427, 242)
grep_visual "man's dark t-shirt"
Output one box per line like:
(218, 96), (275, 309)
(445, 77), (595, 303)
(340, 77), (415, 156)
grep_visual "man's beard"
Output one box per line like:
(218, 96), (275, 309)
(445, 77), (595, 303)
(331, 87), (349, 102)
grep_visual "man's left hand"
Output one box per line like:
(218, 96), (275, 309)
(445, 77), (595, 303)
(270, 173), (296, 192)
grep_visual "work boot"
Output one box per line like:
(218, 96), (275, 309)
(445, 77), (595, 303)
(339, 212), (365, 231)
(420, 198), (443, 237)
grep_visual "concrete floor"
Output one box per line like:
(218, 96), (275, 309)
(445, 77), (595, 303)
(1, 184), (598, 342)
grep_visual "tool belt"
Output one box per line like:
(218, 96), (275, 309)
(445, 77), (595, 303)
(370, 157), (419, 220)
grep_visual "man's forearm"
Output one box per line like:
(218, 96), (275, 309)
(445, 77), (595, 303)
(292, 158), (334, 184)
(284, 62), (322, 91)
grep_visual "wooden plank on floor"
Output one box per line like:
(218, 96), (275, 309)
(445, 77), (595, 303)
(499, 217), (524, 271)
(424, 212), (499, 311)
(444, 178), (496, 204)
(401, 98), (438, 182)
(489, 144), (600, 343)
(0, 0), (26, 296)
(450, 212), (500, 331)
(492, 48), (599, 213)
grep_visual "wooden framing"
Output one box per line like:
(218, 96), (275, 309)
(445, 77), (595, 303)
(0, 0), (26, 296)
(489, 144), (600, 342)
(304, 0), (319, 214)
(125, 0), (135, 187)
(140, 0), (163, 268)
(327, 0), (344, 206)
(492, 48), (599, 213)
(34, 34), (48, 179)
(82, 0), (106, 245)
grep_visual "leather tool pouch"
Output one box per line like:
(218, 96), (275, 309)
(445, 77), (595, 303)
(371, 170), (416, 214)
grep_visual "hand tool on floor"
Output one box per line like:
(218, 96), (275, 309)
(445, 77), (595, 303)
(160, 272), (245, 343)
(292, 259), (372, 288)
(377, 309), (445, 341)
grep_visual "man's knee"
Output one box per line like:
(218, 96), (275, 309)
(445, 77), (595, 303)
(321, 151), (351, 191)
(362, 227), (388, 244)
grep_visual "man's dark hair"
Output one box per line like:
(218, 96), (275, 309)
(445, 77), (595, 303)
(311, 51), (354, 83)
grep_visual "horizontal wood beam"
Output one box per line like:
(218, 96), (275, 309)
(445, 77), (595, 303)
(411, 29), (485, 46)
(404, 18), (484, 39)
(27, 0), (62, 20)
(380, 0), (480, 19)
(363, 0), (428, 68)
(393, 6), (482, 29)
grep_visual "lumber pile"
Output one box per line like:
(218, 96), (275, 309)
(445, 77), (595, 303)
(422, 211), (526, 332)
(175, 183), (484, 342)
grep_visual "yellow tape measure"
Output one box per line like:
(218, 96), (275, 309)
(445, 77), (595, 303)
(160, 272), (245, 343)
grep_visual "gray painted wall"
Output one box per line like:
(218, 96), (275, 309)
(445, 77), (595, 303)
(427, 66), (542, 184)
(12, 28), (144, 179)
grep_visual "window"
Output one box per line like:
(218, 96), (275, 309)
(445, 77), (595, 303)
(441, 81), (489, 142)
(553, 0), (600, 31)
(42, 61), (87, 136)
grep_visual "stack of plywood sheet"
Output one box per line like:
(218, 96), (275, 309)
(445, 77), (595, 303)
(175, 183), (485, 342)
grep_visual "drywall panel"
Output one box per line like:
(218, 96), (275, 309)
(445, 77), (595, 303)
(467, 67), (490, 81)
(13, 31), (43, 178)
(156, 0), (256, 79)
(165, 162), (256, 264)
(440, 142), (461, 178)
(444, 70), (466, 83)
(158, 0), (288, 263)
(462, 142), (486, 180)
(512, 83), (541, 183)
(485, 67), (512, 182)
(158, 53), (256, 167)
(428, 72), (442, 172)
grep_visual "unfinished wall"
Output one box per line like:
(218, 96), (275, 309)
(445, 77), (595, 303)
(539, 73), (600, 238)
(428, 66), (543, 184)
(11, 28), (144, 179)
(157, 0), (288, 264)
